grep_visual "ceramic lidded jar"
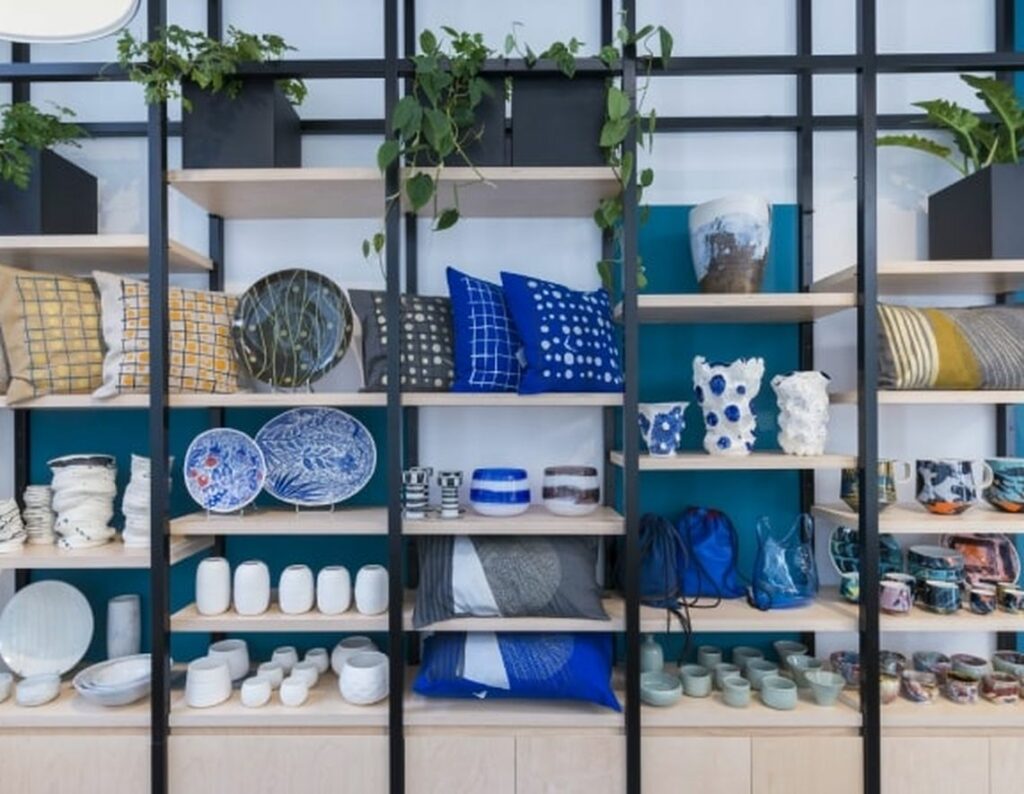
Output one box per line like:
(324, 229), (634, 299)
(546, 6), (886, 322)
(771, 371), (831, 456)
(637, 403), (688, 457)
(688, 195), (771, 293)
(693, 356), (764, 456)
(354, 565), (389, 615)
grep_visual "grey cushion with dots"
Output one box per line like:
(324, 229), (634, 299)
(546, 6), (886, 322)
(349, 289), (455, 391)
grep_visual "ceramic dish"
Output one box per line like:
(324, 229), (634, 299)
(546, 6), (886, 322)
(941, 533), (1020, 586)
(73, 654), (151, 706)
(183, 428), (266, 513)
(16, 673), (60, 707)
(828, 525), (903, 578)
(0, 580), (93, 677)
(640, 671), (682, 707)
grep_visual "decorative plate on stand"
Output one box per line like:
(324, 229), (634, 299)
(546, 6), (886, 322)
(942, 534), (1020, 586)
(233, 268), (353, 390)
(255, 407), (377, 507)
(0, 580), (93, 677)
(184, 428), (266, 513)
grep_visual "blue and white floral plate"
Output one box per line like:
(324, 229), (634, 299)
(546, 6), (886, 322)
(255, 407), (377, 507)
(184, 428), (266, 513)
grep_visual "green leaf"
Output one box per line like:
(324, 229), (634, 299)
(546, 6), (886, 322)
(373, 232), (385, 253)
(639, 167), (654, 187)
(504, 34), (516, 55)
(876, 133), (955, 162)
(392, 95), (422, 138)
(607, 86), (629, 122)
(435, 207), (460, 231)
(913, 99), (981, 168)
(599, 45), (620, 69)
(658, 26), (674, 70)
(419, 29), (437, 54)
(633, 25), (655, 42)
(362, 239), (371, 258)
(524, 44), (537, 69)
(600, 117), (631, 148)
(377, 140), (400, 171)
(620, 151), (634, 185)
(962, 74), (1024, 163)
(597, 259), (615, 292)
(405, 171), (434, 211)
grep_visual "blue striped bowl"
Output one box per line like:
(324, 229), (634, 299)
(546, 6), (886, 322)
(470, 468), (530, 517)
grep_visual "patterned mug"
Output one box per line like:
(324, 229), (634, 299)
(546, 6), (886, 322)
(638, 402), (688, 457)
(916, 459), (993, 515)
(840, 459), (911, 513)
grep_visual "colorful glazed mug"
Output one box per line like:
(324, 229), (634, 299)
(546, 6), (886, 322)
(915, 458), (993, 515)
(969, 585), (997, 615)
(841, 459), (911, 513)
(983, 672), (1020, 704)
(997, 583), (1024, 614)
(945, 671), (980, 704)
(984, 457), (1024, 513)
(879, 581), (913, 614)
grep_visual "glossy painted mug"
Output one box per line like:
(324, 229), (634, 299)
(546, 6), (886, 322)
(984, 457), (1024, 513)
(916, 459), (993, 515)
(841, 459), (912, 513)
(879, 581), (913, 615)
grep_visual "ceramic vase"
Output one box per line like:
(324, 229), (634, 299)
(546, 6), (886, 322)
(689, 195), (771, 293)
(48, 454), (117, 549)
(331, 636), (378, 675)
(185, 657), (232, 708)
(0, 498), (26, 553)
(693, 356), (764, 455)
(637, 402), (687, 457)
(541, 466), (600, 516)
(771, 371), (831, 456)
(278, 564), (315, 614)
(339, 651), (389, 705)
(316, 565), (352, 615)
(233, 560), (271, 616)
(469, 468), (530, 517)
(355, 565), (389, 615)
(195, 557), (231, 616)
(106, 594), (141, 659)
(208, 638), (250, 682)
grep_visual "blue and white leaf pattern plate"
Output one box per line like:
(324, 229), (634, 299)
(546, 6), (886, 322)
(184, 428), (266, 513)
(255, 407), (377, 507)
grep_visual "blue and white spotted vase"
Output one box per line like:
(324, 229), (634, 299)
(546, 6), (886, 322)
(693, 356), (765, 456)
(638, 402), (688, 457)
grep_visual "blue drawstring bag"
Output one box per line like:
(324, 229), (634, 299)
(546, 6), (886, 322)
(636, 513), (686, 609)
(677, 507), (746, 600)
(748, 513), (819, 610)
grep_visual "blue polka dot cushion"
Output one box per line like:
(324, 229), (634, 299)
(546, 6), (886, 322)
(500, 271), (624, 394)
(445, 266), (521, 392)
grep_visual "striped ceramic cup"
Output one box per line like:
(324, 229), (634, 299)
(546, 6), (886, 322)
(469, 468), (530, 517)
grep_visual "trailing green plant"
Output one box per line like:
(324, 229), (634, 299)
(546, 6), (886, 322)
(877, 74), (1024, 176)
(116, 25), (307, 111)
(0, 102), (83, 189)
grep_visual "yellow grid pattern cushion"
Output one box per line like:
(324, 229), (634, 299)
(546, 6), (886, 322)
(0, 265), (104, 404)
(93, 271), (239, 397)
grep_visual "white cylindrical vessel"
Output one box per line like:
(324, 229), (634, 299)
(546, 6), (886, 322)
(339, 651), (389, 705)
(106, 594), (141, 660)
(233, 560), (271, 616)
(316, 565), (352, 615)
(195, 557), (231, 616)
(278, 564), (315, 614)
(354, 565), (389, 615)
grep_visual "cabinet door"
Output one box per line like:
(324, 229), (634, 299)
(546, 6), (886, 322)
(643, 736), (750, 794)
(991, 737), (1024, 790)
(517, 735), (625, 794)
(169, 734), (388, 794)
(407, 735), (515, 794)
(882, 737), (987, 794)
(0, 733), (148, 794)
(753, 737), (862, 794)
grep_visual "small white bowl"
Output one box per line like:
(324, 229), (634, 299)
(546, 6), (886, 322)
(271, 646), (299, 674)
(256, 661), (284, 689)
(291, 660), (319, 688)
(279, 676), (309, 707)
(16, 674), (61, 707)
(240, 676), (272, 708)
(339, 651), (389, 706)
(208, 639), (250, 682)
(305, 647), (329, 675)
(331, 636), (378, 676)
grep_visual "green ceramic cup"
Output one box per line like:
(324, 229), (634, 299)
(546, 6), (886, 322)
(760, 675), (798, 710)
(640, 671), (682, 708)
(787, 655), (824, 688)
(731, 646), (764, 672)
(773, 640), (808, 668)
(806, 670), (846, 707)
(722, 676), (751, 708)
(680, 664), (712, 698)
(713, 663), (741, 691)
(746, 659), (780, 691)
(697, 645), (724, 670)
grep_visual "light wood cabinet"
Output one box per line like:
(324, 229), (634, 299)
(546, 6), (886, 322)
(0, 732), (148, 794)
(516, 734), (625, 794)
(990, 737), (1024, 790)
(406, 735), (515, 794)
(643, 736), (750, 794)
(882, 737), (988, 794)
(752, 737), (862, 794)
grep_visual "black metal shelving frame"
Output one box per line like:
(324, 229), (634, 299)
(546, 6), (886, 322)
(2, 1), (1022, 793)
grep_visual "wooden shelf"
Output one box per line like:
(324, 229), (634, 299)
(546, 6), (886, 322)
(610, 451), (856, 471)
(843, 690), (1024, 731)
(881, 606), (1024, 633)
(170, 603), (388, 633)
(617, 292), (855, 324)
(814, 259), (1024, 296)
(402, 392), (622, 407)
(642, 688), (860, 731)
(168, 167), (616, 219)
(831, 390), (1024, 405)
(171, 508), (387, 537)
(403, 505), (624, 536)
(0, 537), (212, 569)
(0, 394), (149, 410)
(813, 502), (1024, 534)
(0, 680), (149, 729)
(0, 235), (211, 274)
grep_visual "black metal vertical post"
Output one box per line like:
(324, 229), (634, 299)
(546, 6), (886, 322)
(207, 214), (227, 564)
(856, 2), (881, 793)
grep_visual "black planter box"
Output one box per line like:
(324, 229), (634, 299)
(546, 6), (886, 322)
(0, 149), (97, 235)
(511, 74), (606, 167)
(182, 78), (301, 169)
(929, 163), (1024, 259)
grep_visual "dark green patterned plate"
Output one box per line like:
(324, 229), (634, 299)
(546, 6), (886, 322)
(233, 269), (353, 389)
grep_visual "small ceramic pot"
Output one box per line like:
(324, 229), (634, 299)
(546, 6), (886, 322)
(542, 466), (600, 516)
(806, 670), (845, 706)
(839, 572), (860, 604)
(256, 661), (284, 689)
(290, 660), (320, 688)
(208, 638), (250, 682)
(305, 648), (329, 675)
(713, 663), (740, 691)
(913, 651), (950, 676)
(945, 671), (981, 704)
(279, 676), (309, 707)
(640, 635), (664, 674)
(880, 580), (913, 615)
(693, 356), (764, 456)
(316, 565), (352, 615)
(919, 580), (962, 614)
(993, 650), (1024, 679)
(271, 646), (299, 675)
(997, 583), (1024, 614)
(773, 640), (808, 667)
(984, 457), (1024, 512)
(880, 673), (900, 705)
(830, 651), (860, 687)
(721, 676), (751, 708)
(0, 671), (11, 704)
(185, 657), (232, 708)
(640, 671), (682, 707)
(354, 565), (389, 615)
(841, 459), (911, 513)
(689, 194), (771, 293)
(969, 585), (997, 615)
(278, 564), (315, 614)
(697, 645), (723, 670)
(195, 557), (231, 616)
(331, 636), (379, 676)
(951, 653), (990, 681)
(879, 651), (907, 677)
(106, 594), (141, 660)
(240, 676), (272, 708)
(16, 674), (60, 707)
(787, 655), (823, 688)
(638, 403), (687, 457)
(339, 651), (389, 705)
(760, 675), (798, 710)
(436, 470), (463, 519)
(233, 560), (271, 616)
(731, 646), (764, 672)
(680, 664), (712, 698)
(983, 672), (1020, 704)
(746, 659), (779, 691)
(772, 371), (830, 457)
(916, 458), (993, 515)
(469, 468), (530, 517)
(901, 670), (939, 704)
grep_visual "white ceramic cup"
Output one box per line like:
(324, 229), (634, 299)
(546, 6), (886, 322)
(208, 639), (250, 682)
(15, 674), (60, 707)
(233, 560), (271, 616)
(331, 636), (378, 676)
(339, 651), (389, 705)
(195, 557), (231, 616)
(316, 565), (352, 615)
(291, 660), (320, 688)
(106, 594), (141, 659)
(271, 646), (299, 675)
(278, 564), (315, 614)
(240, 676), (272, 708)
(256, 661), (284, 689)
(185, 657), (232, 708)
(0, 671), (12, 703)
(279, 676), (309, 707)
(305, 648), (329, 675)
(354, 565), (389, 615)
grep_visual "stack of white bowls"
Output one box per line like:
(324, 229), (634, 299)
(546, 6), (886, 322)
(0, 498), (26, 553)
(49, 455), (117, 549)
(121, 455), (151, 548)
(21, 486), (54, 545)
(73, 654), (151, 706)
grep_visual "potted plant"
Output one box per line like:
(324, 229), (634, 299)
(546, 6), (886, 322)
(117, 25), (307, 169)
(0, 102), (94, 235)
(878, 74), (1024, 259)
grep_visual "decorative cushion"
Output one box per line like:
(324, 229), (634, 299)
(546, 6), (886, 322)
(413, 631), (621, 710)
(446, 266), (521, 392)
(878, 303), (1024, 389)
(348, 290), (454, 391)
(413, 535), (608, 628)
(0, 332), (8, 394)
(0, 266), (104, 403)
(500, 271), (623, 394)
(92, 271), (239, 397)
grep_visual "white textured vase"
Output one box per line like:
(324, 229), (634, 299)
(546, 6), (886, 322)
(339, 651), (389, 705)
(106, 594), (141, 659)
(354, 565), (389, 615)
(316, 566), (352, 615)
(278, 565), (315, 614)
(233, 560), (271, 616)
(771, 370), (831, 456)
(195, 557), (231, 616)
(693, 356), (764, 456)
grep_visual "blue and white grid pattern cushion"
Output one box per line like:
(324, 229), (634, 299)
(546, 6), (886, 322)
(500, 271), (624, 394)
(446, 267), (521, 392)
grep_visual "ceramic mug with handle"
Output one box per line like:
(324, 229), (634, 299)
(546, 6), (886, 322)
(916, 459), (993, 515)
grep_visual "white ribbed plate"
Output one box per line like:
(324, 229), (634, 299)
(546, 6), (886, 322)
(0, 580), (93, 676)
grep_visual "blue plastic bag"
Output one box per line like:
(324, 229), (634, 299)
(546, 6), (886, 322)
(748, 513), (819, 610)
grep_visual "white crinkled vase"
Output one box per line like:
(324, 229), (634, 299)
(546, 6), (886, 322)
(771, 370), (831, 456)
(693, 356), (765, 456)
